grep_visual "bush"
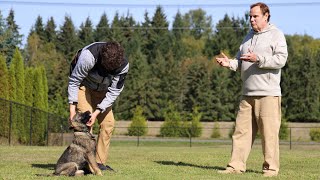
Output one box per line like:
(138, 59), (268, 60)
(309, 128), (320, 142)
(127, 106), (148, 136)
(180, 107), (202, 138)
(211, 122), (221, 138)
(160, 102), (181, 137)
(279, 118), (289, 140)
(228, 123), (235, 138)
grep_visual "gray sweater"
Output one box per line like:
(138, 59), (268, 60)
(229, 23), (288, 96)
(68, 42), (129, 112)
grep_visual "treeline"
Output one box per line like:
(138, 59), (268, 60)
(0, 6), (319, 123)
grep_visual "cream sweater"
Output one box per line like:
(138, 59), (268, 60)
(229, 23), (288, 96)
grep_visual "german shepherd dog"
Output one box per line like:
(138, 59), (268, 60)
(53, 111), (102, 176)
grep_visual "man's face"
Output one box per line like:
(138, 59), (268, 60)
(250, 6), (269, 32)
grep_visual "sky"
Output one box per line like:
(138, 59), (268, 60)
(1, 0), (320, 46)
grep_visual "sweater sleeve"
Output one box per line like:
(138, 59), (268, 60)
(256, 31), (288, 69)
(96, 62), (129, 112)
(68, 50), (95, 104)
(229, 51), (242, 71)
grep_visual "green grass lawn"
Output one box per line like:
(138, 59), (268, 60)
(0, 142), (319, 180)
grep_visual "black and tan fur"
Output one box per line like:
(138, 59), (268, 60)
(53, 111), (102, 176)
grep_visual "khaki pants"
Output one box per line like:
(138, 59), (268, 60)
(77, 86), (115, 164)
(228, 96), (281, 173)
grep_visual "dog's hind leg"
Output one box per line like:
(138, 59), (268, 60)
(54, 162), (79, 176)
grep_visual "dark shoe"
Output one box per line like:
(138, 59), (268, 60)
(98, 163), (114, 171)
(105, 165), (114, 171)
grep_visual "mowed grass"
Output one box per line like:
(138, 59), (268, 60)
(0, 141), (319, 180)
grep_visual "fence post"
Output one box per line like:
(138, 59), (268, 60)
(46, 113), (49, 146)
(289, 127), (292, 150)
(29, 108), (33, 146)
(9, 102), (12, 146)
(60, 124), (64, 146)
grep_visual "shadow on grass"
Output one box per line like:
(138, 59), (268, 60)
(154, 161), (261, 174)
(32, 163), (55, 170)
(155, 161), (225, 170)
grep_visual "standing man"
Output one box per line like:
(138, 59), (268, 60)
(68, 41), (129, 171)
(216, 2), (287, 177)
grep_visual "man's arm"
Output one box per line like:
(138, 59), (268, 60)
(256, 31), (288, 69)
(96, 63), (129, 113)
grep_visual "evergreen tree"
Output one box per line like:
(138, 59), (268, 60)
(147, 6), (170, 63)
(110, 12), (124, 42)
(40, 66), (49, 111)
(203, 14), (249, 58)
(10, 48), (26, 143)
(33, 16), (46, 41)
(78, 17), (94, 46)
(149, 51), (167, 118)
(119, 11), (136, 46)
(114, 38), (151, 119)
(0, 10), (9, 58)
(24, 67), (34, 107)
(31, 67), (47, 144)
(5, 9), (23, 64)
(57, 15), (80, 60)
(183, 58), (212, 120)
(24, 67), (34, 143)
(8, 54), (17, 143)
(171, 11), (187, 61)
(0, 54), (9, 100)
(210, 63), (233, 120)
(11, 48), (25, 104)
(282, 35), (320, 122)
(44, 17), (57, 43)
(184, 9), (212, 40)
(94, 12), (111, 41)
(140, 11), (152, 57)
(0, 55), (10, 138)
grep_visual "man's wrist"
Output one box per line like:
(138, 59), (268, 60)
(96, 108), (103, 113)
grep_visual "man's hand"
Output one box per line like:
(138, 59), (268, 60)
(86, 109), (100, 127)
(69, 104), (77, 125)
(240, 49), (257, 63)
(216, 52), (230, 67)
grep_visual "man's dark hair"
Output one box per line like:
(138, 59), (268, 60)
(251, 2), (271, 22)
(100, 41), (125, 72)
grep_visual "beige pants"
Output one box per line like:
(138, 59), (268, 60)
(228, 96), (281, 173)
(77, 86), (115, 164)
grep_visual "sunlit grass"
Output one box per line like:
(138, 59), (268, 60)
(0, 141), (319, 179)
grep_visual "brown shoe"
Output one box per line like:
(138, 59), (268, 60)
(218, 167), (243, 174)
(263, 170), (278, 177)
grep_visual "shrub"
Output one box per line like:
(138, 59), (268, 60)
(309, 128), (320, 142)
(211, 122), (221, 138)
(279, 118), (289, 140)
(160, 102), (181, 137)
(228, 123), (235, 138)
(127, 106), (148, 136)
(180, 107), (202, 138)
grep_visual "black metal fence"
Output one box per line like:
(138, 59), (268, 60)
(0, 97), (319, 149)
(0, 97), (68, 146)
